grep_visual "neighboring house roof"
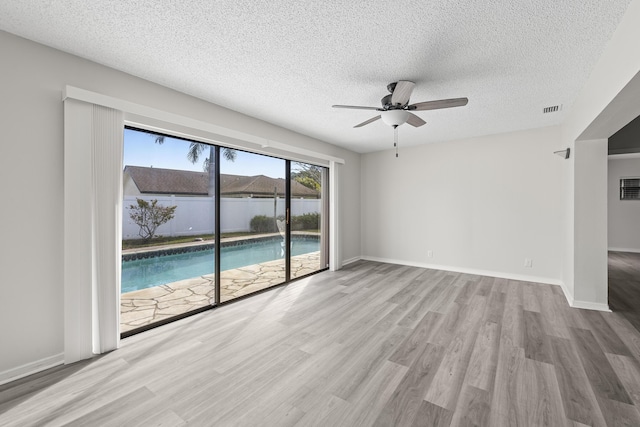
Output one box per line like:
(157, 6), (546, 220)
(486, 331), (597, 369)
(124, 165), (320, 198)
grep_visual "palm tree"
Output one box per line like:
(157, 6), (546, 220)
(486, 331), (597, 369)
(154, 136), (236, 196)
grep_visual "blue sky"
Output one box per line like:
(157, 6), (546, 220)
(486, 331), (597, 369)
(123, 128), (286, 178)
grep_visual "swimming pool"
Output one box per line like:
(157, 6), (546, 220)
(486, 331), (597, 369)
(121, 237), (319, 293)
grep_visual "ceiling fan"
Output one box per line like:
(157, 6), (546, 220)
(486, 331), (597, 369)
(332, 81), (468, 156)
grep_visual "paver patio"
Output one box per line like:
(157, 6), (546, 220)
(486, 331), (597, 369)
(121, 251), (321, 333)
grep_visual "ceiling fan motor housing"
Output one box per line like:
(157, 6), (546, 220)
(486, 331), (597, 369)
(381, 94), (393, 109)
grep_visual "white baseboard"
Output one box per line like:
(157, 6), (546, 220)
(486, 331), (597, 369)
(558, 281), (611, 311)
(360, 256), (562, 286)
(0, 353), (64, 386)
(361, 255), (614, 312)
(558, 281), (575, 307)
(342, 256), (362, 266)
(608, 247), (640, 253)
(570, 300), (611, 312)
(353, 255), (617, 312)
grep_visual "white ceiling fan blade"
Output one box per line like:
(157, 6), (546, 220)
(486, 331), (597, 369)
(408, 97), (469, 111)
(406, 113), (426, 127)
(354, 115), (381, 128)
(332, 104), (380, 111)
(390, 81), (416, 106)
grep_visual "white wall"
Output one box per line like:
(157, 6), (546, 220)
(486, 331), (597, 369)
(608, 155), (640, 252)
(0, 30), (361, 383)
(361, 126), (564, 283)
(573, 139), (609, 307)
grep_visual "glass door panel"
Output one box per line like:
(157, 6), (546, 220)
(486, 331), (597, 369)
(121, 128), (216, 334)
(219, 151), (286, 302)
(121, 128), (331, 336)
(290, 162), (329, 278)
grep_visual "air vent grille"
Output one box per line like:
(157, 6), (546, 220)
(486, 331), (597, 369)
(621, 178), (640, 200)
(543, 105), (559, 114)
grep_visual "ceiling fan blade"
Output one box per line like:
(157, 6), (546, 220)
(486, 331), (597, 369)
(408, 97), (469, 111)
(332, 104), (380, 111)
(406, 113), (426, 127)
(354, 115), (381, 128)
(390, 80), (415, 106)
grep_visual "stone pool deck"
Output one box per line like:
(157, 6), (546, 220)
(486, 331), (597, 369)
(121, 251), (321, 333)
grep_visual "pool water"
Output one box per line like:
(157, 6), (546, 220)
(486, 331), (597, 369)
(121, 238), (319, 293)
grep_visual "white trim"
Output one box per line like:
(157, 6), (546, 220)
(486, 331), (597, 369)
(558, 280), (575, 307)
(565, 289), (612, 311)
(342, 256), (361, 266)
(558, 273), (611, 312)
(608, 152), (640, 159)
(329, 161), (341, 271)
(0, 353), (64, 386)
(63, 86), (345, 165)
(570, 301), (611, 312)
(608, 247), (640, 253)
(360, 256), (563, 286)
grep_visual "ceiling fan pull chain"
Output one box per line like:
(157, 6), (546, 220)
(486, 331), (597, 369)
(394, 126), (399, 157)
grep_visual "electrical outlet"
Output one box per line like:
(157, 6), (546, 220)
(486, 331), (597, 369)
(524, 258), (533, 268)
(427, 250), (433, 258)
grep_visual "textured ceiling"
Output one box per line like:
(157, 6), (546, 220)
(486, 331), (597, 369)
(0, 1), (633, 153)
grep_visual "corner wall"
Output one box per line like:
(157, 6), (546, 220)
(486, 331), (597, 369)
(573, 139), (609, 308)
(360, 126), (564, 284)
(0, 30), (361, 383)
(561, 0), (640, 308)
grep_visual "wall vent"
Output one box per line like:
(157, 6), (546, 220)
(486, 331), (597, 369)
(620, 178), (640, 200)
(543, 105), (559, 114)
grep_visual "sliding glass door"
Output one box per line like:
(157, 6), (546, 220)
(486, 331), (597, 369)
(290, 162), (329, 278)
(121, 129), (216, 334)
(121, 128), (330, 335)
(219, 151), (287, 302)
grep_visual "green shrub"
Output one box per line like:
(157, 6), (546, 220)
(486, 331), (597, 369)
(250, 215), (277, 233)
(291, 212), (319, 231)
(250, 212), (320, 233)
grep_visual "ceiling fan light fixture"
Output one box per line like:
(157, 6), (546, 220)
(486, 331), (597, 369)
(380, 109), (409, 127)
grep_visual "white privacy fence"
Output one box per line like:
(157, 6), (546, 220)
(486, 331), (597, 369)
(123, 195), (321, 239)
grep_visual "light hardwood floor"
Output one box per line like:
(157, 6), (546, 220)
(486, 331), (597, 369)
(3, 257), (640, 426)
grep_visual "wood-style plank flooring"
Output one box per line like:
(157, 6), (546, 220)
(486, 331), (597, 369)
(2, 256), (640, 426)
(609, 251), (640, 333)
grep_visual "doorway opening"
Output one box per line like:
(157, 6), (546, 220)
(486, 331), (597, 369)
(608, 114), (640, 332)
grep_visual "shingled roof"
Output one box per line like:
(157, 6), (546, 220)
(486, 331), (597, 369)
(124, 166), (320, 198)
